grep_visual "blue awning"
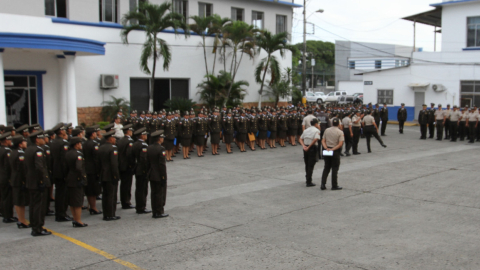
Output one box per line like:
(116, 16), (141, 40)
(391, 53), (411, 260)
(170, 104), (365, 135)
(260, 0), (303, 8)
(0, 32), (106, 55)
(430, 0), (478, 7)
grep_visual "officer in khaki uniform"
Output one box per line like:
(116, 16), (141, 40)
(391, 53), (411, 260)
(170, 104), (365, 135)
(448, 105), (461, 142)
(147, 130), (169, 219)
(320, 119), (344, 190)
(444, 104), (452, 140)
(466, 108), (478, 143)
(434, 104), (446, 140)
(25, 131), (51, 236)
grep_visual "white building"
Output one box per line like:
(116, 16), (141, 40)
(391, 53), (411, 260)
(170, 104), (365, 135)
(361, 0), (480, 121)
(335, 40), (413, 94)
(0, 0), (298, 128)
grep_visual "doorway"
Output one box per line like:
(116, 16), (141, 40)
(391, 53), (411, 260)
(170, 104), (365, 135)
(130, 78), (190, 112)
(414, 91), (425, 120)
(4, 75), (39, 127)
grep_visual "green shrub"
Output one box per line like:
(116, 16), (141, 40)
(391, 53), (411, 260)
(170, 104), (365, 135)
(164, 97), (197, 114)
(97, 121), (110, 129)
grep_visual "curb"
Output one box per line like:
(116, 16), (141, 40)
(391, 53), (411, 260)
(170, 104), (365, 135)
(388, 121), (419, 127)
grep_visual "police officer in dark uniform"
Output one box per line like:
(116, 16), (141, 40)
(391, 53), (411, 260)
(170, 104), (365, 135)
(133, 128), (152, 214)
(65, 137), (88, 227)
(428, 103), (436, 138)
(208, 109), (222, 155)
(83, 127), (102, 215)
(163, 112), (177, 161)
(25, 131), (51, 236)
(50, 123), (72, 222)
(10, 135), (30, 228)
(373, 104), (381, 128)
(418, 104), (428, 139)
(117, 124), (136, 209)
(0, 132), (15, 223)
(397, 103), (407, 134)
(223, 110), (235, 154)
(98, 130), (121, 221)
(379, 103), (389, 136)
(147, 130), (169, 219)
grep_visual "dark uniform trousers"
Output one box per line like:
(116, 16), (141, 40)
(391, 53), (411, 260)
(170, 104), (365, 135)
(29, 189), (47, 233)
(135, 174), (148, 212)
(364, 126), (384, 152)
(428, 121), (435, 138)
(1, 183), (13, 219)
(459, 122), (466, 140)
(381, 119), (388, 135)
(449, 121), (458, 141)
(54, 178), (68, 218)
(398, 121), (405, 133)
(469, 124), (476, 143)
(303, 145), (317, 185)
(436, 122), (444, 140)
(420, 124), (427, 139)
(321, 149), (341, 188)
(352, 127), (361, 154)
(150, 181), (166, 215)
(343, 131), (352, 154)
(444, 119), (450, 139)
(102, 180), (118, 218)
(119, 171), (133, 207)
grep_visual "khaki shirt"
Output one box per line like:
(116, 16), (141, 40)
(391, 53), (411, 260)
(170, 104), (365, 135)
(323, 126), (345, 148)
(302, 114), (316, 129)
(449, 110), (461, 121)
(434, 109), (445, 120)
(352, 115), (362, 127)
(300, 126), (320, 146)
(460, 112), (468, 122)
(363, 115), (375, 126)
(342, 117), (352, 128)
(468, 113), (479, 122)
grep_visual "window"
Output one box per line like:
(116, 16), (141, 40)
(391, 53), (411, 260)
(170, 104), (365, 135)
(129, 0), (146, 12)
(375, 60), (382, 69)
(252, 11), (264, 29)
(276, 15), (287, 34)
(328, 92), (334, 96)
(173, 0), (188, 20)
(99, 0), (118, 23)
(231, 8), (244, 22)
(349, 61), (355, 69)
(377, 90), (393, 105)
(335, 92), (341, 96)
(461, 81), (480, 107)
(45, 0), (67, 18)
(198, 2), (212, 18)
(395, 60), (400, 67)
(467, 17), (480, 47)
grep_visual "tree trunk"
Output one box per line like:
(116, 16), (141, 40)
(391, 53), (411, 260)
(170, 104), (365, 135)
(224, 45), (240, 107)
(150, 36), (157, 112)
(202, 35), (209, 81)
(257, 55), (271, 108)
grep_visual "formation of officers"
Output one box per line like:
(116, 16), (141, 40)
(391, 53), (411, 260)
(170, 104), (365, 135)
(417, 103), (480, 142)
(0, 121), (168, 237)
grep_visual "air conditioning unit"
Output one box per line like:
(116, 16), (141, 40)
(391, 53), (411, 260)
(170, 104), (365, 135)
(100, 74), (119, 89)
(432, 84), (446, 92)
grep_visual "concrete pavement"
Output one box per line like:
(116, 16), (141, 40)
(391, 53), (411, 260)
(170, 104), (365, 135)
(1, 124), (480, 270)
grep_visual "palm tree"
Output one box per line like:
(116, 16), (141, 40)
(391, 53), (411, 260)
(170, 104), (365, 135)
(264, 69), (293, 107)
(189, 15), (214, 79)
(255, 30), (295, 107)
(121, 1), (189, 111)
(197, 71), (249, 108)
(222, 21), (257, 107)
(101, 96), (131, 121)
(210, 15), (231, 75)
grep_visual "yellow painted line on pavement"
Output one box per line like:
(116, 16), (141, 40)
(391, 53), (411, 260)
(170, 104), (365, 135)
(48, 228), (144, 270)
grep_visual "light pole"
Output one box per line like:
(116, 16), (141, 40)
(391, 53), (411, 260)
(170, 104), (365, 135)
(302, 5), (323, 96)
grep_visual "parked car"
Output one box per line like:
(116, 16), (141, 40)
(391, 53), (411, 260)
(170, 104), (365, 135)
(352, 93), (363, 104)
(304, 91), (326, 104)
(337, 95), (363, 105)
(325, 91), (348, 103)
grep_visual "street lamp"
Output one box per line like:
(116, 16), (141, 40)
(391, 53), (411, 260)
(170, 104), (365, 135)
(302, 6), (323, 96)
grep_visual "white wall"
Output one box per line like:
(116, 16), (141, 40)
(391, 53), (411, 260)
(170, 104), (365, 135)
(0, 0), (44, 17)
(69, 0), (99, 22)
(441, 1), (480, 52)
(338, 81), (363, 94)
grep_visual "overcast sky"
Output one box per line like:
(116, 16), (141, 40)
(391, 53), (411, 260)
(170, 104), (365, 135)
(291, 0), (442, 52)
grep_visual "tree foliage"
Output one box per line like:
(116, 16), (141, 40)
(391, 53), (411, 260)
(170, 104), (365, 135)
(101, 96), (131, 121)
(197, 71), (249, 109)
(163, 97), (197, 114)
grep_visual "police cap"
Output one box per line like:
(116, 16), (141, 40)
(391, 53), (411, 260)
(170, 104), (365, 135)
(103, 123), (114, 131)
(134, 127), (148, 136)
(102, 130), (116, 139)
(52, 123), (65, 133)
(16, 124), (30, 134)
(122, 124), (134, 131)
(150, 130), (165, 139)
(71, 129), (83, 137)
(12, 135), (26, 146)
(69, 137), (83, 146)
(0, 132), (12, 141)
(29, 130), (45, 139)
(332, 118), (340, 126)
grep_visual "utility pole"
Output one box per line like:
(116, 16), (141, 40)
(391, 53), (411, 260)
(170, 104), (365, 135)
(302, 0), (307, 95)
(311, 57), (315, 90)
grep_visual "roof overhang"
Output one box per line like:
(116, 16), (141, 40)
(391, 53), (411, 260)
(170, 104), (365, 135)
(408, 83), (430, 89)
(354, 66), (410, 76)
(0, 32), (106, 55)
(430, 0), (479, 7)
(402, 8), (442, 27)
(259, 0), (303, 8)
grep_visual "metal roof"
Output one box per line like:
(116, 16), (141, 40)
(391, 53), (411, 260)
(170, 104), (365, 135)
(259, 0), (303, 8)
(430, 0), (479, 7)
(402, 8), (442, 27)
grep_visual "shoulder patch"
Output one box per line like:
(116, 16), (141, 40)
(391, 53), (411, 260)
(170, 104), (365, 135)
(162, 151), (166, 156)
(129, 143), (133, 147)
(94, 146), (99, 150)
(19, 156), (25, 161)
(78, 156), (83, 160)
(46, 150), (51, 155)
(142, 148), (147, 152)
(36, 152), (43, 157)
(64, 145), (69, 150)
(7, 153), (11, 157)
(113, 150), (118, 155)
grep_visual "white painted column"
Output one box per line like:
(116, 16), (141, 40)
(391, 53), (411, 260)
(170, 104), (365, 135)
(64, 52), (78, 126)
(57, 55), (68, 123)
(0, 49), (6, 125)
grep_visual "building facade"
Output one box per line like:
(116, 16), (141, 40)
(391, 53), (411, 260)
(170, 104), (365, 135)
(362, 0), (480, 121)
(335, 40), (413, 94)
(0, 0), (298, 128)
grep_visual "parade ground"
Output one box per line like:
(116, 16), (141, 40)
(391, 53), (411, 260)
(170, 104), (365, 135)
(1, 125), (480, 270)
